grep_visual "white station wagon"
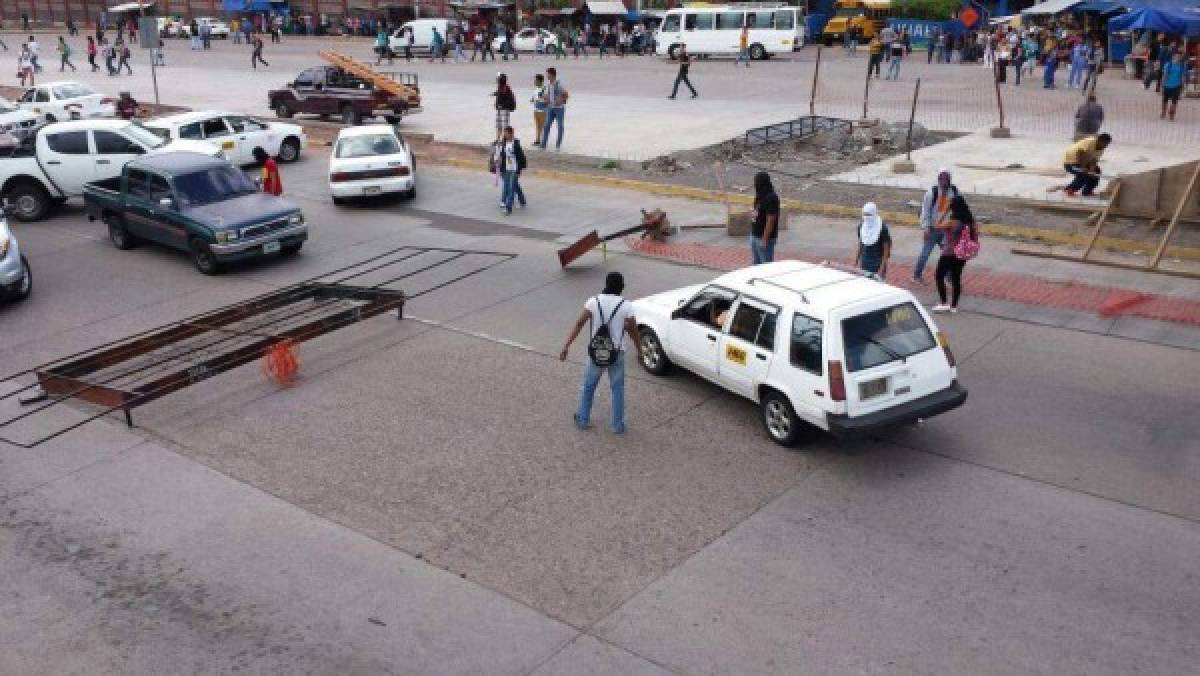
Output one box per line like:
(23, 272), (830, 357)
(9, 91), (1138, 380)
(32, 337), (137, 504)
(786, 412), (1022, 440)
(143, 111), (306, 167)
(632, 261), (967, 445)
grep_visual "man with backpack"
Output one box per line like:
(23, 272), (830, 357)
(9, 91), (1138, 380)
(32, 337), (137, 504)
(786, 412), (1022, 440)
(559, 271), (642, 434)
(914, 168), (959, 283)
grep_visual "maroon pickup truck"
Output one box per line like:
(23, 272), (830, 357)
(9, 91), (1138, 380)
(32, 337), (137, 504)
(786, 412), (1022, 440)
(268, 66), (422, 125)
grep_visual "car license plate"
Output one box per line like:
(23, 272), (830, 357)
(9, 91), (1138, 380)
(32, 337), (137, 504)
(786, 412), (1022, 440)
(262, 241), (281, 254)
(858, 377), (888, 400)
(362, 186), (381, 195)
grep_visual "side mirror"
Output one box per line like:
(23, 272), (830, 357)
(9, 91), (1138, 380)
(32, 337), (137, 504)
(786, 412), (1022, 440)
(158, 197), (174, 209)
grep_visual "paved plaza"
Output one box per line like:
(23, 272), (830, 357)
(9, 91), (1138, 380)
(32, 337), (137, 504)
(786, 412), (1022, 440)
(2, 31), (1200, 676)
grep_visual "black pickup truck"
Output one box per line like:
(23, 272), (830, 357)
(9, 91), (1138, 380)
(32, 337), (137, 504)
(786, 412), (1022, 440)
(83, 152), (308, 274)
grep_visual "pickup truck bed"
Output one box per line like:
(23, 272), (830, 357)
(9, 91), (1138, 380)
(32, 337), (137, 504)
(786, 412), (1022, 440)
(82, 177), (122, 219)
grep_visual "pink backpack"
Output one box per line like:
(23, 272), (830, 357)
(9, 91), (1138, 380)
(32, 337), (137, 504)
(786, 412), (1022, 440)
(953, 223), (980, 261)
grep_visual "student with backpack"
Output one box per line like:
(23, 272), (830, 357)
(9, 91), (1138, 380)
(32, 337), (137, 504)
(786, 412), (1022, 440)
(914, 168), (959, 283)
(559, 271), (642, 434)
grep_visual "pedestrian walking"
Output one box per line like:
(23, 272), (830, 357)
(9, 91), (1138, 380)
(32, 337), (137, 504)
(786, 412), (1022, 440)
(429, 27), (445, 63)
(492, 73), (516, 140)
(253, 147), (283, 196)
(103, 38), (116, 75)
(1067, 41), (1086, 88)
(153, 37), (165, 66)
(491, 125), (527, 214)
(554, 27), (567, 59)
(867, 35), (882, 78)
(734, 24), (750, 68)
(1011, 43), (1025, 85)
(189, 19), (201, 50)
(559, 271), (642, 435)
(1143, 37), (1168, 92)
(854, 202), (892, 278)
(66, 18), (77, 36)
(251, 36), (269, 69)
(403, 27), (414, 62)
(375, 27), (392, 65)
(471, 26), (484, 61)
(117, 40), (132, 75)
(1062, 132), (1110, 197)
(27, 36), (41, 73)
(231, 18), (242, 44)
(1160, 51), (1189, 121)
(932, 196), (979, 313)
(1074, 94), (1103, 138)
(57, 35), (76, 72)
(885, 39), (903, 79)
(481, 26), (496, 61)
(572, 27), (587, 59)
(667, 45), (697, 99)
(914, 169), (958, 283)
(540, 67), (567, 149)
(1042, 45), (1058, 88)
(847, 24), (859, 56)
(1081, 40), (1103, 92)
(86, 35), (98, 71)
(531, 73), (547, 147)
(750, 171), (779, 264)
(17, 44), (35, 86)
(452, 27), (466, 63)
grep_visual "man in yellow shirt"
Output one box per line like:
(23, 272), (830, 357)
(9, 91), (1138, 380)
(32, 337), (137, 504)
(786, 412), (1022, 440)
(868, 35), (882, 78)
(735, 25), (750, 68)
(1062, 132), (1110, 197)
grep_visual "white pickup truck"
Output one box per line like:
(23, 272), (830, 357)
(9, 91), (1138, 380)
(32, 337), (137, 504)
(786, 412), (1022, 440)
(0, 119), (221, 222)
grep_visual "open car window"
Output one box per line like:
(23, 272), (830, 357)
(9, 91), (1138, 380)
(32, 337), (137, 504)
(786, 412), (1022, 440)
(681, 286), (737, 330)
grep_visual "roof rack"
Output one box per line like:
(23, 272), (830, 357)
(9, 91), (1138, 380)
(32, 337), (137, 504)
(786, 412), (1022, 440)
(746, 261), (881, 304)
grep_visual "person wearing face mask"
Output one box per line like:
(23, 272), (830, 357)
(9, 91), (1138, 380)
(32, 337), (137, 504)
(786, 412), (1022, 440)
(855, 202), (892, 279)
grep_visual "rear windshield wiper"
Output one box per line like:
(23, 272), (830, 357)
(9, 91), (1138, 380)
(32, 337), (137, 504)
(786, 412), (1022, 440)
(852, 334), (905, 363)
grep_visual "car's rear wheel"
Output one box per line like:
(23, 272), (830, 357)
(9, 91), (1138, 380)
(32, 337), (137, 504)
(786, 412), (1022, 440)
(278, 137), (301, 163)
(107, 217), (137, 250)
(189, 238), (220, 275)
(11, 256), (31, 301)
(761, 389), (803, 446)
(274, 102), (293, 119)
(638, 327), (671, 376)
(6, 182), (51, 222)
(749, 43), (767, 60)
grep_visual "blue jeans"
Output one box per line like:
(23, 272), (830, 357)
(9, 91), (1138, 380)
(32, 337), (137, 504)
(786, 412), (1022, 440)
(913, 228), (945, 280)
(1043, 59), (1057, 88)
(501, 170), (525, 212)
(886, 57), (901, 80)
(1068, 60), (1084, 87)
(541, 106), (565, 149)
(750, 236), (776, 264)
(735, 47), (749, 66)
(576, 353), (625, 432)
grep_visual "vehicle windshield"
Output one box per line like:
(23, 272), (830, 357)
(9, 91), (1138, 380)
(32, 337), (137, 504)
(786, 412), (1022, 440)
(126, 122), (169, 149)
(335, 133), (401, 158)
(51, 83), (95, 100)
(841, 302), (937, 372)
(173, 166), (258, 207)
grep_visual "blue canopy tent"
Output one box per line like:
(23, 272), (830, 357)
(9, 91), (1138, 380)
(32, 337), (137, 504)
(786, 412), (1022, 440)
(1108, 7), (1200, 36)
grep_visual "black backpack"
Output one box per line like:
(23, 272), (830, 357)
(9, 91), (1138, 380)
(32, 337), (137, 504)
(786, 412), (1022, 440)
(587, 297), (624, 367)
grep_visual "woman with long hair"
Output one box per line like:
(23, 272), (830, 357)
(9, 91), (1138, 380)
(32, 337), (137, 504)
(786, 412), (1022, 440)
(492, 73), (516, 141)
(933, 195), (979, 314)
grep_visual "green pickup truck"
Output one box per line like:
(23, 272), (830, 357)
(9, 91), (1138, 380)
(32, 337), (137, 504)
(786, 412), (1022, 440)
(83, 152), (308, 274)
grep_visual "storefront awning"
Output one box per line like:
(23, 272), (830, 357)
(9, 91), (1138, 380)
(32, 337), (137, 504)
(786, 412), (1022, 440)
(107, 1), (154, 12)
(535, 8), (576, 16)
(1021, 0), (1084, 16)
(585, 1), (629, 16)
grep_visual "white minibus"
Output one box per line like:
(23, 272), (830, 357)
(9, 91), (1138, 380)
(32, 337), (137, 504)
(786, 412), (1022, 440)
(655, 5), (805, 60)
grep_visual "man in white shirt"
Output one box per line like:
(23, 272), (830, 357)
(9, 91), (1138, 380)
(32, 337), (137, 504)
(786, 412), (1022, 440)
(559, 272), (642, 433)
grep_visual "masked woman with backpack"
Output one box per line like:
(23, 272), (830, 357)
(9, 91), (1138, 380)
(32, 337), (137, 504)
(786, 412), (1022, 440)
(932, 195), (980, 314)
(559, 271), (643, 434)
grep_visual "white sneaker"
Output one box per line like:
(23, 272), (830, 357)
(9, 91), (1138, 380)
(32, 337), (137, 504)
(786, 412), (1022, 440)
(931, 304), (951, 313)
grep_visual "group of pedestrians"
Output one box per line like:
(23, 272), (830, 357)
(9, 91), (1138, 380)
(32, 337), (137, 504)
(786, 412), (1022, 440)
(485, 66), (569, 214)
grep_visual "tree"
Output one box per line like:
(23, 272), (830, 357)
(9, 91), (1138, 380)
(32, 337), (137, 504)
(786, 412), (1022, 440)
(893, 0), (961, 21)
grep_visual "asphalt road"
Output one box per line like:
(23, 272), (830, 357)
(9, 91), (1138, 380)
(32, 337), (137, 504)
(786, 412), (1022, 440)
(2, 149), (1199, 673)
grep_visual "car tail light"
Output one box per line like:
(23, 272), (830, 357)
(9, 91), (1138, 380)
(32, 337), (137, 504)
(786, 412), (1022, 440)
(330, 172), (350, 182)
(828, 360), (846, 402)
(100, 97), (115, 104)
(937, 331), (956, 367)
(391, 166), (410, 177)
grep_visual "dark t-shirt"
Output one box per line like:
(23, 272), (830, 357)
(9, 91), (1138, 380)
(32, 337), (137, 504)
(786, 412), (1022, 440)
(753, 192), (780, 239)
(678, 53), (690, 75)
(859, 224), (892, 274)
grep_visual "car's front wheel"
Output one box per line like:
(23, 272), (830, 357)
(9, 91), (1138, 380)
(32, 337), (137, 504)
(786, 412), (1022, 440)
(638, 327), (671, 376)
(761, 389), (803, 447)
(10, 255), (31, 301)
(278, 137), (301, 163)
(107, 218), (137, 250)
(189, 238), (220, 275)
(274, 102), (293, 119)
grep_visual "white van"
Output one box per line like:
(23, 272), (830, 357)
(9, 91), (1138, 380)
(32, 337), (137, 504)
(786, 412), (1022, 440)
(655, 5), (805, 60)
(390, 18), (462, 53)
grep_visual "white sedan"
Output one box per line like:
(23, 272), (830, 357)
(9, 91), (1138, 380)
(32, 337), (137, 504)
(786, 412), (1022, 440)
(492, 28), (561, 52)
(142, 111), (306, 166)
(328, 125), (416, 205)
(16, 82), (115, 124)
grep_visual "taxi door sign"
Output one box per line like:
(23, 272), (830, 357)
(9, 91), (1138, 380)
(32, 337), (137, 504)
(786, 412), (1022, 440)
(725, 343), (747, 366)
(222, 140), (236, 150)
